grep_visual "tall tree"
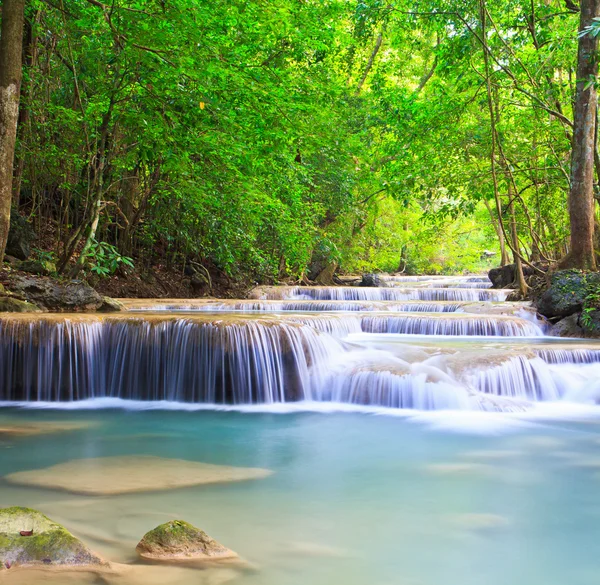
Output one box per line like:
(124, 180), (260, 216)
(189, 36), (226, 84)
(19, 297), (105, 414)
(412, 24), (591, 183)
(564, 0), (599, 270)
(0, 0), (25, 264)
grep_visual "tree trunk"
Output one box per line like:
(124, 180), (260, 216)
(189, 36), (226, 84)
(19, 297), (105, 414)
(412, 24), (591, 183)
(0, 0), (26, 264)
(484, 199), (510, 265)
(564, 0), (599, 270)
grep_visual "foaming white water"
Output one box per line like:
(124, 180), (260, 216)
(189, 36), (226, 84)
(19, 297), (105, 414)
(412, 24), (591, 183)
(465, 356), (564, 401)
(3, 275), (600, 415)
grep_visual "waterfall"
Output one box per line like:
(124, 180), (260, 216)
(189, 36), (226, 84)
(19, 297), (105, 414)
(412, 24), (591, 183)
(359, 314), (543, 337)
(121, 299), (469, 313)
(0, 315), (343, 404)
(464, 356), (564, 401)
(249, 286), (509, 302)
(3, 272), (600, 413)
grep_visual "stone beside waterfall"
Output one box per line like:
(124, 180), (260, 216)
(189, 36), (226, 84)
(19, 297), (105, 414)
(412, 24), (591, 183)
(0, 507), (106, 569)
(4, 455), (273, 496)
(136, 520), (238, 562)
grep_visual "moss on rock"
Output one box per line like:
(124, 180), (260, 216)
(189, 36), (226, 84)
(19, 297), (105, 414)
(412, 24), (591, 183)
(536, 270), (600, 319)
(0, 297), (39, 312)
(0, 507), (105, 569)
(136, 520), (237, 561)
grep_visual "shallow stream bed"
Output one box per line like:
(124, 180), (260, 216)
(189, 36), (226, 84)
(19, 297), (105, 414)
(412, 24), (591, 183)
(1, 406), (600, 585)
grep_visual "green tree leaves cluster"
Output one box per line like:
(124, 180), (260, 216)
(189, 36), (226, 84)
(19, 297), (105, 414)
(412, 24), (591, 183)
(6, 0), (591, 280)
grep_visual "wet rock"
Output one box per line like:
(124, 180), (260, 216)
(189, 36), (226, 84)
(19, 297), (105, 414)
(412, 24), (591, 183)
(9, 275), (103, 312)
(6, 215), (36, 261)
(549, 314), (586, 338)
(136, 520), (237, 562)
(488, 264), (515, 289)
(0, 507), (105, 568)
(360, 273), (381, 287)
(97, 296), (124, 312)
(489, 263), (537, 289)
(536, 270), (600, 319)
(5, 455), (272, 495)
(16, 259), (57, 276)
(0, 296), (40, 312)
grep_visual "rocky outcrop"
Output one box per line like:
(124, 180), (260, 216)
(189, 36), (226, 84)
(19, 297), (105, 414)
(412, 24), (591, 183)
(136, 520), (237, 562)
(489, 265), (516, 289)
(16, 259), (57, 276)
(536, 270), (600, 319)
(98, 296), (124, 312)
(9, 275), (104, 312)
(488, 263), (539, 289)
(6, 215), (36, 261)
(0, 507), (105, 569)
(534, 270), (600, 338)
(548, 314), (586, 338)
(0, 296), (40, 312)
(360, 273), (382, 287)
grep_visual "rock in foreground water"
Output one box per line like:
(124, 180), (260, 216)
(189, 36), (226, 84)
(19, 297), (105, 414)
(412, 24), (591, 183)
(136, 520), (237, 562)
(0, 507), (105, 569)
(5, 455), (272, 495)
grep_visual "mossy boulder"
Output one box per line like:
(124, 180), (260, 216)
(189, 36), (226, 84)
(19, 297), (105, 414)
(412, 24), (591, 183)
(136, 520), (237, 562)
(536, 270), (600, 319)
(6, 215), (36, 261)
(9, 275), (103, 312)
(97, 296), (124, 312)
(0, 507), (105, 569)
(0, 296), (40, 312)
(17, 260), (57, 276)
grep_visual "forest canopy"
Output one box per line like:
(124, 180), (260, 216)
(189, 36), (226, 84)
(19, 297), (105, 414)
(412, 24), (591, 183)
(0, 0), (593, 284)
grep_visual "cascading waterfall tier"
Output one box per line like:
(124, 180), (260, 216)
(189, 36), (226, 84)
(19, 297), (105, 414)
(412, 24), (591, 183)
(3, 272), (600, 413)
(120, 299), (470, 313)
(0, 314), (344, 403)
(249, 286), (510, 302)
(0, 311), (597, 410)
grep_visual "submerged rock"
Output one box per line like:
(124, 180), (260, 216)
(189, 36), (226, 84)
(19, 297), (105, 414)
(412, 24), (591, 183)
(0, 507), (105, 568)
(5, 455), (272, 495)
(0, 421), (94, 439)
(136, 520), (237, 562)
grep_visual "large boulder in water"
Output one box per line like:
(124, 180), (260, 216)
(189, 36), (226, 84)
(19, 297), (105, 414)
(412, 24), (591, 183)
(0, 506), (105, 569)
(536, 270), (600, 319)
(488, 265), (515, 289)
(136, 520), (238, 562)
(549, 314), (586, 338)
(489, 263), (538, 289)
(9, 275), (104, 312)
(360, 273), (382, 287)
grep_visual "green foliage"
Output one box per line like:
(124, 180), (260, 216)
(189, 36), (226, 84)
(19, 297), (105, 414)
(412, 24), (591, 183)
(13, 0), (582, 280)
(83, 241), (134, 278)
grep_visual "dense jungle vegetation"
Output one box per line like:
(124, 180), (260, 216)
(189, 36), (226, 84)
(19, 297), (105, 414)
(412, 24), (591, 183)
(0, 0), (598, 287)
